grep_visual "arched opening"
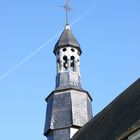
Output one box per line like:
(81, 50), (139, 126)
(63, 55), (68, 71)
(70, 56), (75, 71)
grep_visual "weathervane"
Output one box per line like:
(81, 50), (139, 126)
(60, 0), (73, 25)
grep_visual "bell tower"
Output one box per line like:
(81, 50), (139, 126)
(44, 1), (93, 140)
(54, 24), (82, 90)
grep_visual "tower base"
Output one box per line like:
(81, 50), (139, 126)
(47, 127), (79, 140)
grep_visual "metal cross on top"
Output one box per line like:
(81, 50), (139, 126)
(61, 0), (72, 25)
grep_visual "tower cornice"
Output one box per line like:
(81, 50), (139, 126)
(45, 88), (93, 102)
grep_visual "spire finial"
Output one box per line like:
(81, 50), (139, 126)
(65, 0), (70, 25)
(60, 0), (72, 25)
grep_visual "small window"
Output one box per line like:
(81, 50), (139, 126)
(63, 56), (67, 61)
(71, 48), (75, 52)
(70, 56), (75, 71)
(71, 56), (75, 60)
(63, 55), (68, 70)
(63, 48), (67, 52)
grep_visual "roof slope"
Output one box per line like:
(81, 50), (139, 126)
(72, 78), (140, 140)
(54, 25), (82, 54)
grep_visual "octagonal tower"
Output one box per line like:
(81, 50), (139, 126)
(44, 24), (93, 140)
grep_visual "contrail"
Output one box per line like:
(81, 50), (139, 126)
(71, 2), (100, 26)
(0, 33), (61, 80)
(0, 0), (102, 80)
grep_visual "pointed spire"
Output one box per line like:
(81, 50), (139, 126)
(54, 1), (82, 55)
(53, 25), (82, 55)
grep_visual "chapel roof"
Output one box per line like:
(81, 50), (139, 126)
(72, 78), (140, 140)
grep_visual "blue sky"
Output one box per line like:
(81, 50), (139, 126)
(0, 0), (140, 140)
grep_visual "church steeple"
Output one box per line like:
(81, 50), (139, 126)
(54, 24), (83, 90)
(44, 1), (93, 140)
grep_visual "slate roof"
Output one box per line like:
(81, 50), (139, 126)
(53, 25), (82, 55)
(72, 78), (140, 140)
